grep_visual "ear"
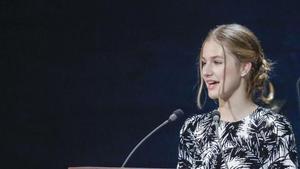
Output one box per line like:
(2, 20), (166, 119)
(240, 62), (252, 77)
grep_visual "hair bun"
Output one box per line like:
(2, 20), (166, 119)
(258, 72), (268, 80)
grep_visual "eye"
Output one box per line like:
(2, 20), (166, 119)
(201, 61), (206, 66)
(214, 60), (223, 64)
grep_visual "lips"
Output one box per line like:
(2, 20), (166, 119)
(205, 80), (219, 90)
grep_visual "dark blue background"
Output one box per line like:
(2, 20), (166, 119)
(3, 0), (300, 168)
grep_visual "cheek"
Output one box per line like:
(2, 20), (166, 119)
(226, 67), (239, 76)
(221, 67), (240, 85)
(214, 66), (226, 79)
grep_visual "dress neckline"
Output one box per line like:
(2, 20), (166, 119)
(217, 106), (261, 125)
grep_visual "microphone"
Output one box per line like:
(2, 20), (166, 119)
(211, 110), (220, 140)
(168, 109), (185, 122)
(121, 109), (184, 168)
(212, 110), (220, 125)
(211, 110), (228, 169)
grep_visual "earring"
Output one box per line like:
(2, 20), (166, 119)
(241, 72), (247, 77)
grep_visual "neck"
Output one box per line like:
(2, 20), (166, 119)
(218, 82), (257, 122)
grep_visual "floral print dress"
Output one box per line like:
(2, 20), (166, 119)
(177, 106), (298, 169)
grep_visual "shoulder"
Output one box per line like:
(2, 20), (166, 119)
(252, 106), (295, 136)
(255, 107), (293, 126)
(180, 110), (215, 134)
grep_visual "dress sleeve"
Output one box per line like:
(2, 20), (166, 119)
(177, 118), (195, 169)
(263, 116), (298, 168)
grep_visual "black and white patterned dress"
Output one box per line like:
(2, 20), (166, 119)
(177, 106), (298, 168)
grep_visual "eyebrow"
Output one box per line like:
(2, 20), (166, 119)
(201, 55), (223, 60)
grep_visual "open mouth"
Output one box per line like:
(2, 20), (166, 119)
(206, 81), (219, 90)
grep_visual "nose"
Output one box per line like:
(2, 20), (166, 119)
(202, 63), (213, 77)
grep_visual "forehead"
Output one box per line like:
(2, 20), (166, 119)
(202, 39), (224, 59)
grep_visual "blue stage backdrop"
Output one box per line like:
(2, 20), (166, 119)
(3, 0), (300, 168)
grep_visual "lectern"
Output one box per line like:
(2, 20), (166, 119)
(69, 167), (173, 169)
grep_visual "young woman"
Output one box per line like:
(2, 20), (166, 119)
(177, 24), (298, 168)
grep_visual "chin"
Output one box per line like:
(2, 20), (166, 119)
(208, 93), (218, 99)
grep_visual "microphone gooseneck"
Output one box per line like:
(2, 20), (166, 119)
(121, 109), (184, 168)
(297, 77), (300, 115)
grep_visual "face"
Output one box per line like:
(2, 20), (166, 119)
(201, 39), (243, 100)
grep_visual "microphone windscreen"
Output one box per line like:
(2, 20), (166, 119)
(169, 109), (184, 122)
(212, 110), (220, 122)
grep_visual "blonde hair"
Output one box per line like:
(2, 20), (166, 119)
(197, 24), (274, 109)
